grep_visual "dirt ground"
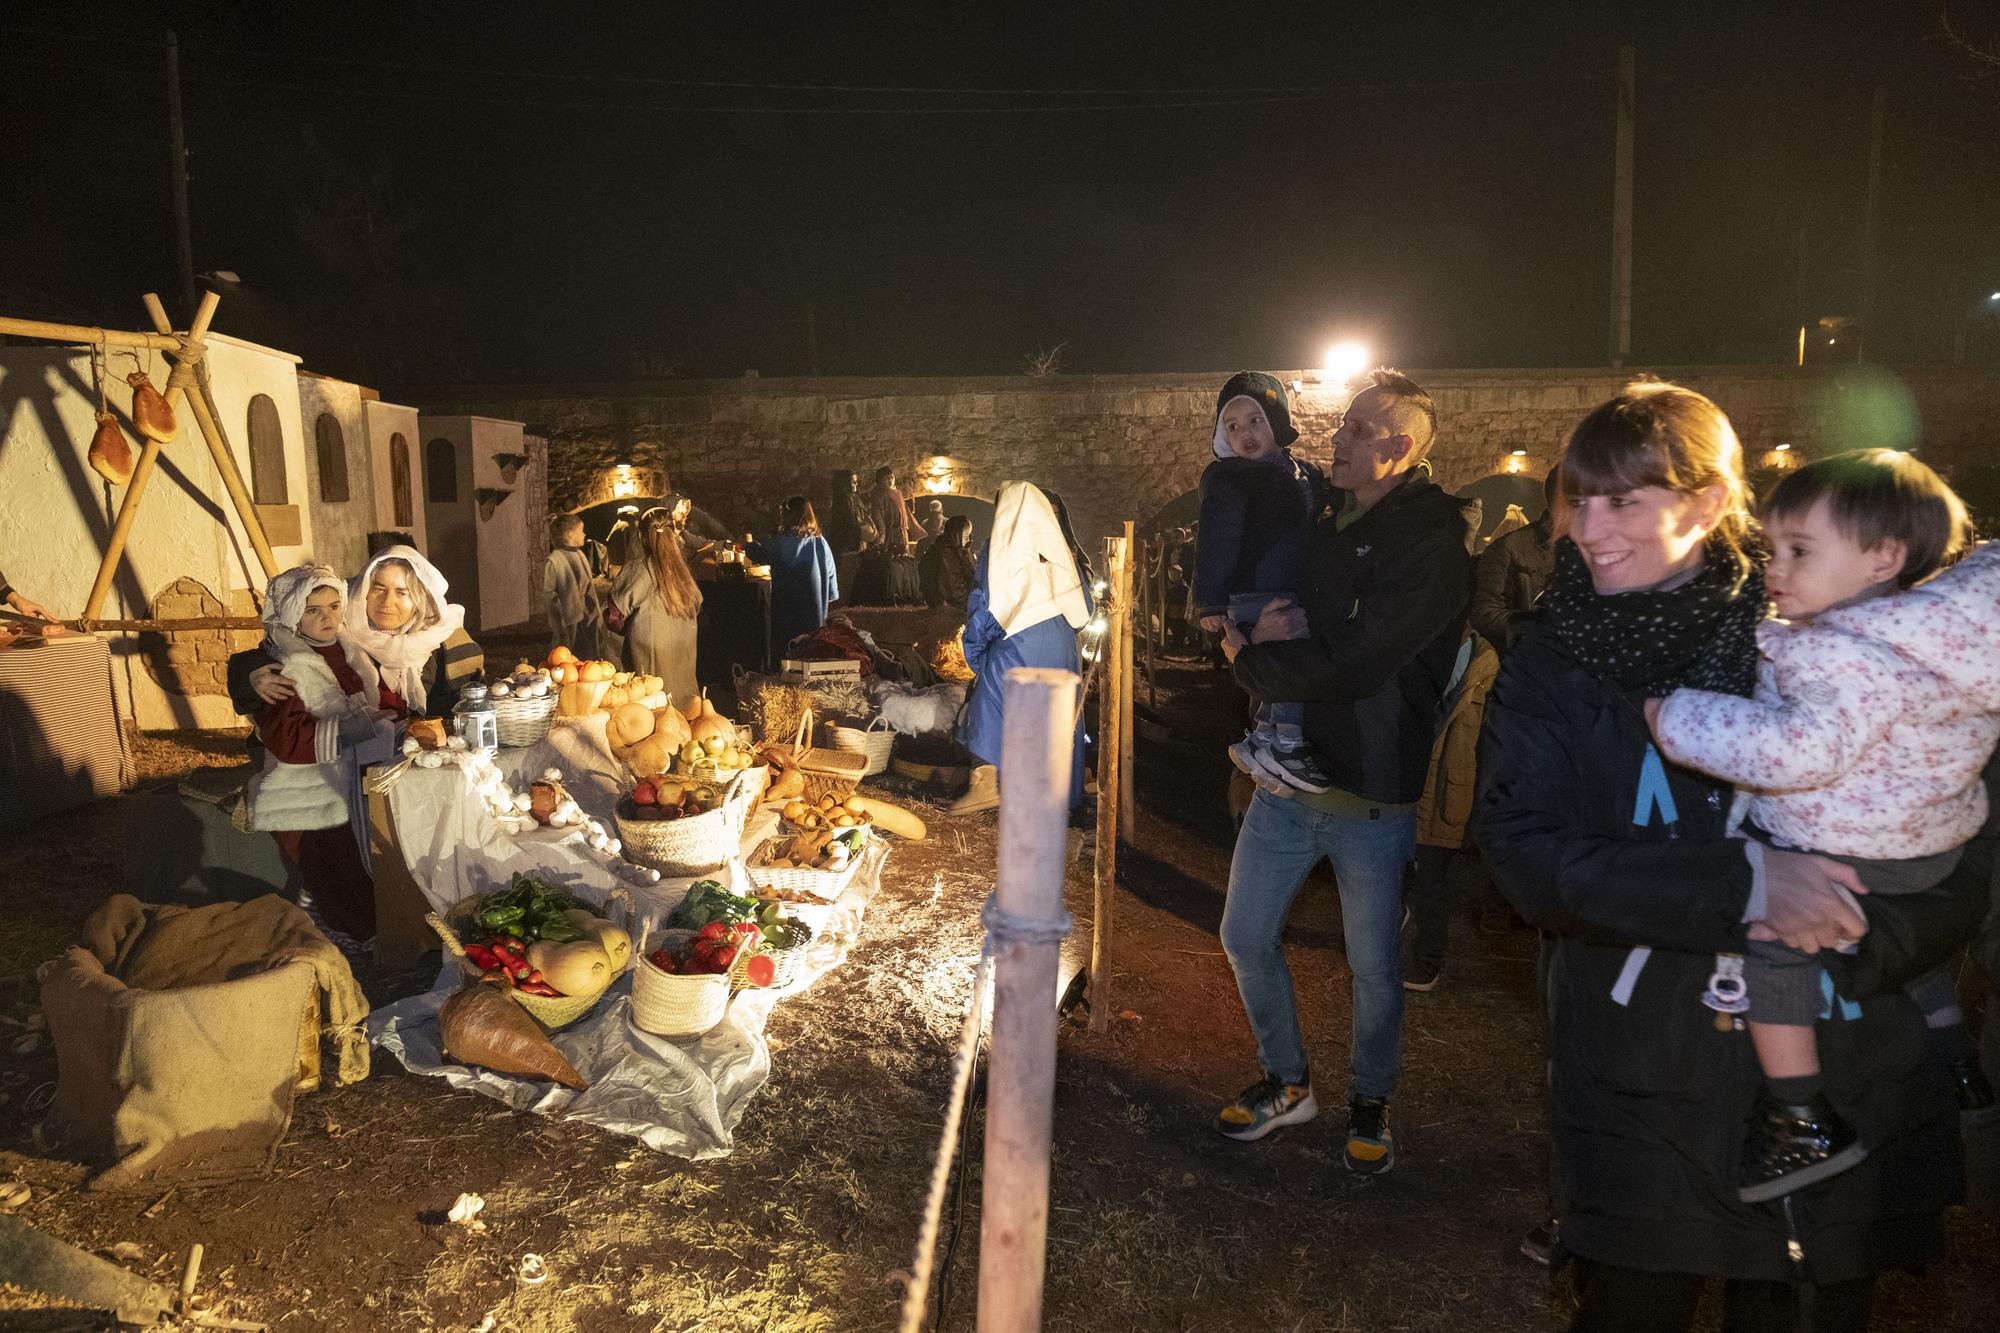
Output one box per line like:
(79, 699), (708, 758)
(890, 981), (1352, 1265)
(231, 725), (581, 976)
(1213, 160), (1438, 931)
(3, 661), (1998, 1331)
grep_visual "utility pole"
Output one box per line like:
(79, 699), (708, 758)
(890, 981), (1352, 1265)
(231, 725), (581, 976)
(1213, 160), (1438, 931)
(804, 296), (822, 375)
(1857, 84), (1886, 363)
(1608, 44), (1635, 369)
(166, 31), (197, 320)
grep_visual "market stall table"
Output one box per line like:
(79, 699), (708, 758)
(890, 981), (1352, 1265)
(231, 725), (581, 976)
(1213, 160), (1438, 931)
(366, 718), (896, 1158)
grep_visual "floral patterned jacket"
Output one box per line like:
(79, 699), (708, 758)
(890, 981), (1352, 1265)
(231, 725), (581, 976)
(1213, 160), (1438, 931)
(1654, 542), (2000, 861)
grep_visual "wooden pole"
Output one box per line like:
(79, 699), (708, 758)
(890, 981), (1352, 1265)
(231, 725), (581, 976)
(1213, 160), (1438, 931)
(978, 666), (1078, 1333)
(1117, 520), (1135, 832)
(165, 31), (198, 320)
(1139, 532), (1157, 708)
(1857, 83), (1886, 363)
(1088, 534), (1126, 1036)
(141, 293), (280, 582)
(82, 290), (221, 620)
(0, 316), (179, 351)
(1609, 44), (1635, 369)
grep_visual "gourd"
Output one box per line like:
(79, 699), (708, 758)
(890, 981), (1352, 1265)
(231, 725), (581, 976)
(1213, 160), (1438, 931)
(525, 939), (614, 997)
(652, 704), (691, 753)
(607, 701), (656, 749)
(563, 909), (632, 972)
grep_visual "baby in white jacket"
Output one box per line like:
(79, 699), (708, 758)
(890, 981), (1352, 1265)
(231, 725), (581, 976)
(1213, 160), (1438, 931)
(1646, 450), (1998, 1202)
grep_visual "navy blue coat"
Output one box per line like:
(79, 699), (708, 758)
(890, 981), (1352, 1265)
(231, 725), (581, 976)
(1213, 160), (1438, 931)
(955, 546), (1091, 807)
(1192, 452), (1327, 618)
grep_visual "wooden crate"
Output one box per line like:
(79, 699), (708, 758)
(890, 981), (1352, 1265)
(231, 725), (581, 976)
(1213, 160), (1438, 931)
(778, 657), (862, 685)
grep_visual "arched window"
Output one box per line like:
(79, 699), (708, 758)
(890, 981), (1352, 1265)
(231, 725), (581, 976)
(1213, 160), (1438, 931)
(314, 412), (349, 503)
(390, 434), (413, 526)
(426, 437), (458, 504)
(246, 394), (288, 505)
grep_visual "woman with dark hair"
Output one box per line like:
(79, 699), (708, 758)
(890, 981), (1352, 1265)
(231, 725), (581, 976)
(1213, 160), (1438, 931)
(751, 496), (839, 658)
(920, 514), (977, 609)
(1473, 382), (1983, 1331)
(952, 482), (1095, 813)
(610, 512), (703, 709)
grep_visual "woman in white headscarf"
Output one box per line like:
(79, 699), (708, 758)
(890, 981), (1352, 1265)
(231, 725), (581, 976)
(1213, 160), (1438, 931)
(233, 545), (485, 719)
(951, 482), (1094, 813)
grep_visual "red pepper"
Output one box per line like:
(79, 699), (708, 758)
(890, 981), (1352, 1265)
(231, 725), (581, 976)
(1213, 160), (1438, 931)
(515, 979), (561, 997)
(464, 944), (500, 969)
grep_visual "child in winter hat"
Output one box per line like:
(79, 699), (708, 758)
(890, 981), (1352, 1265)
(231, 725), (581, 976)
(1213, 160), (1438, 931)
(1193, 371), (1332, 795)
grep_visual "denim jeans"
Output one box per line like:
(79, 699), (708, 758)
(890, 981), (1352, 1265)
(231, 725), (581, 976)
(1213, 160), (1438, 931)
(1220, 788), (1417, 1098)
(1227, 590), (1303, 732)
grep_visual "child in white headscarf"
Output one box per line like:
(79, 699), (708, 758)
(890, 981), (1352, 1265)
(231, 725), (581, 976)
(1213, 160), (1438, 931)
(244, 564), (396, 940)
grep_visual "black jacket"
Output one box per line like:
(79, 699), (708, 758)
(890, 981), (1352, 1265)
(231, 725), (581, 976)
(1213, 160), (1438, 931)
(1467, 516), (1554, 653)
(1191, 453), (1329, 618)
(1474, 623), (1982, 1283)
(226, 632), (483, 721)
(1231, 471), (1477, 804)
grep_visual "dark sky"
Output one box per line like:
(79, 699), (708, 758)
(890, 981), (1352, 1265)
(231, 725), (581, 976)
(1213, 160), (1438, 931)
(4, 1), (1998, 386)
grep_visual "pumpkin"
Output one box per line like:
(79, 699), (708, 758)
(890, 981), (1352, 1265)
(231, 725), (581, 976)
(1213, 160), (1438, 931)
(546, 645), (577, 669)
(607, 701), (656, 749)
(581, 660), (615, 683)
(525, 939), (613, 997)
(601, 683), (632, 711)
(633, 674), (663, 699)
(563, 909), (632, 972)
(613, 672), (633, 688)
(627, 735), (672, 778)
(633, 691), (668, 712)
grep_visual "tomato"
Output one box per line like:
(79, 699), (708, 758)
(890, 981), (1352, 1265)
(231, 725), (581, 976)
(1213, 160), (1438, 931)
(696, 921), (731, 941)
(743, 954), (777, 988)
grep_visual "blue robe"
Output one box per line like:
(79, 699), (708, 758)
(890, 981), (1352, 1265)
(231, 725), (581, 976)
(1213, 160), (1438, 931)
(752, 531), (839, 657)
(956, 546), (1091, 808)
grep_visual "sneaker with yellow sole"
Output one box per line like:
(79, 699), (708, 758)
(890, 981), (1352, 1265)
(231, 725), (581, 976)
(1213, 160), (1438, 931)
(1344, 1096), (1396, 1174)
(1213, 1074), (1317, 1142)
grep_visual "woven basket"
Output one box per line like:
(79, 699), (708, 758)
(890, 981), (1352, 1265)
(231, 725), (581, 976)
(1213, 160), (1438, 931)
(761, 922), (816, 991)
(492, 691), (557, 747)
(615, 772), (752, 876)
(745, 834), (864, 900)
(824, 715), (895, 777)
(763, 710), (867, 801)
(631, 927), (735, 1036)
(428, 886), (634, 1031)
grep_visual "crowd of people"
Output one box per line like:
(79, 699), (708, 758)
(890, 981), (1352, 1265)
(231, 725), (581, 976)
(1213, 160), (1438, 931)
(1197, 367), (1997, 1331)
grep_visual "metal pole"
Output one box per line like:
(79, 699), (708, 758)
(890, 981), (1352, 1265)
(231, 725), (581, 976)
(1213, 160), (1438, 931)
(166, 32), (198, 320)
(1609, 45), (1635, 368)
(977, 666), (1078, 1333)
(1857, 84), (1886, 364)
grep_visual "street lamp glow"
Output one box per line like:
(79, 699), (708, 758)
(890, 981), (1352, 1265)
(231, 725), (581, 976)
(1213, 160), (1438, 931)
(1321, 341), (1371, 385)
(1990, 291), (2000, 302)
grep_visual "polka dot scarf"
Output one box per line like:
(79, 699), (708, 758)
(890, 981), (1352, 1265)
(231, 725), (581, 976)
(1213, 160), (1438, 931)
(1541, 534), (1768, 698)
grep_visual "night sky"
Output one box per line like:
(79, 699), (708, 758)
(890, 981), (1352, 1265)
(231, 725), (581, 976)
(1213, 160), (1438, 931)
(4, 2), (1998, 387)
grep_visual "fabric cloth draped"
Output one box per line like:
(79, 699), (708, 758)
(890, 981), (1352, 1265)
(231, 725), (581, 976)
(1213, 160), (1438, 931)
(344, 546), (467, 716)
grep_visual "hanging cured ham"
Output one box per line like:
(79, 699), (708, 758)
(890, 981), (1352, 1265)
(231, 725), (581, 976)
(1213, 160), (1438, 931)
(127, 371), (176, 443)
(87, 413), (134, 485)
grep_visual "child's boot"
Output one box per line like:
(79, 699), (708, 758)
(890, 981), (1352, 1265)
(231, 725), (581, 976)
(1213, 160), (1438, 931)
(1737, 1093), (1868, 1202)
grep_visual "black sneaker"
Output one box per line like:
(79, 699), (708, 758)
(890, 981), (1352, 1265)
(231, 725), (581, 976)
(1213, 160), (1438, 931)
(1344, 1096), (1396, 1175)
(1519, 1218), (1562, 1267)
(1737, 1094), (1868, 1203)
(1949, 1057), (2000, 1125)
(1249, 740), (1333, 795)
(1403, 962), (1442, 993)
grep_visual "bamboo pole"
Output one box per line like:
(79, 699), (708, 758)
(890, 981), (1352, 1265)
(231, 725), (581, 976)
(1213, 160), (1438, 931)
(1117, 520), (1135, 833)
(82, 290), (221, 620)
(0, 315), (181, 351)
(64, 616), (263, 633)
(1088, 534), (1127, 1036)
(141, 292), (279, 582)
(978, 666), (1078, 1333)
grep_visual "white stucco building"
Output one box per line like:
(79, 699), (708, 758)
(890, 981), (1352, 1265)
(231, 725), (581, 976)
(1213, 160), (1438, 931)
(422, 414), (532, 634)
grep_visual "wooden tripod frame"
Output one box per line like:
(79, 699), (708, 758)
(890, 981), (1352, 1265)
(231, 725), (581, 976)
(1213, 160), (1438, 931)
(0, 291), (279, 622)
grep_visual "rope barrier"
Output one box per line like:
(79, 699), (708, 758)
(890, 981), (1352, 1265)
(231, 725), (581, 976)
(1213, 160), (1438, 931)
(891, 890), (1073, 1331)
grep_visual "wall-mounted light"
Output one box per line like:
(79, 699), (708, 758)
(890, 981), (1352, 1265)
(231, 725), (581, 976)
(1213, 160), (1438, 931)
(1759, 443), (1801, 471)
(1315, 340), (1371, 387)
(921, 454), (959, 495)
(1503, 448), (1531, 475)
(610, 462), (639, 500)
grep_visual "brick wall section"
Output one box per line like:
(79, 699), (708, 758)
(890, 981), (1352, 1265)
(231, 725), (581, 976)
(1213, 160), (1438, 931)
(414, 366), (2000, 544)
(138, 577), (263, 697)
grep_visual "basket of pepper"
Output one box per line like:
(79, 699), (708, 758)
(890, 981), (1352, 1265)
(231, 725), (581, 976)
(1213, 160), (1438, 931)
(429, 874), (635, 1030)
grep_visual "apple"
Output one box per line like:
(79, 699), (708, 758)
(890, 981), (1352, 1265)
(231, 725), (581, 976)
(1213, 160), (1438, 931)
(633, 780), (658, 807)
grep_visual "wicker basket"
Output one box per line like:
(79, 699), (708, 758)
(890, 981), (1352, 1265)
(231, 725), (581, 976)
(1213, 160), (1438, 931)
(492, 691), (557, 747)
(615, 772), (753, 876)
(631, 927), (735, 1036)
(745, 834), (865, 900)
(428, 886), (633, 1031)
(823, 715), (895, 777)
(763, 710), (867, 801)
(761, 922), (816, 991)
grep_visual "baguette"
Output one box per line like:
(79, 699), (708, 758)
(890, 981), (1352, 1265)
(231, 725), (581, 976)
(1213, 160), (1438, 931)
(844, 794), (926, 842)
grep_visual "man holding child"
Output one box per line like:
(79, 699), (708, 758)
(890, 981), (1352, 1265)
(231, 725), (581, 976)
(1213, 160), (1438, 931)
(1212, 369), (1477, 1175)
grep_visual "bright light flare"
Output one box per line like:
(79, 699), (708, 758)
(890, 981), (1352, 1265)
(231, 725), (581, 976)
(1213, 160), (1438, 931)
(1321, 340), (1371, 385)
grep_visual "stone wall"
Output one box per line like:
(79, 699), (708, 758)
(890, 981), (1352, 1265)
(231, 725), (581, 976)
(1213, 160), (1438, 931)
(136, 577), (263, 698)
(415, 365), (2000, 545)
